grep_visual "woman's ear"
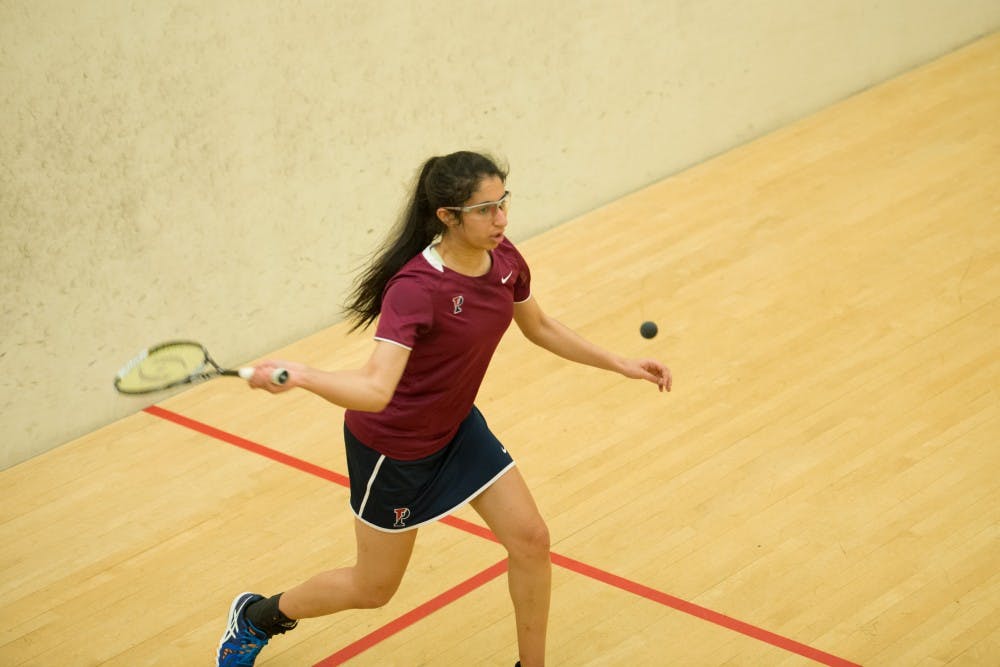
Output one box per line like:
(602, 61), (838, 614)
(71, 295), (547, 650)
(436, 208), (458, 227)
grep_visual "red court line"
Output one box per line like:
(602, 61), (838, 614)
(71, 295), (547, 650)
(144, 405), (350, 487)
(551, 553), (860, 667)
(440, 513), (501, 543)
(313, 559), (509, 666)
(146, 406), (860, 667)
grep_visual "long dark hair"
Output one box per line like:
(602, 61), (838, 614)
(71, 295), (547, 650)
(345, 151), (508, 330)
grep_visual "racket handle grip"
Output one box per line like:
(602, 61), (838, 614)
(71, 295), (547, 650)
(239, 367), (290, 385)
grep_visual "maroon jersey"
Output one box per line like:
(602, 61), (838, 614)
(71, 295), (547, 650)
(345, 237), (531, 459)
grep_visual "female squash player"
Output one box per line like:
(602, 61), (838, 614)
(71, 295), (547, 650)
(217, 151), (671, 667)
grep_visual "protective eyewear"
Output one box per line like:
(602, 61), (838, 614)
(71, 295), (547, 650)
(443, 191), (511, 218)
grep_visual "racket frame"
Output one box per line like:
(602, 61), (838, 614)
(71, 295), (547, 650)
(113, 340), (241, 395)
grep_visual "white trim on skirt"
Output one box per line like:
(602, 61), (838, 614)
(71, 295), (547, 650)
(357, 454), (387, 518)
(352, 461), (517, 533)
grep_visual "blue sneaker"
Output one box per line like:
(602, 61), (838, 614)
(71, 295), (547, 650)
(217, 592), (269, 666)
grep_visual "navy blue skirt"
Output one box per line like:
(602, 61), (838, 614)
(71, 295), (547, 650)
(344, 406), (515, 531)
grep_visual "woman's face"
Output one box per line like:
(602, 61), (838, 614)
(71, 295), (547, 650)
(439, 175), (510, 250)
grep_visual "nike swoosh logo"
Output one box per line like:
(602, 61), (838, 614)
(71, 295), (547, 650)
(501, 271), (513, 284)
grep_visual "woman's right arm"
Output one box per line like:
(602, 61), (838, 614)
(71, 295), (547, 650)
(246, 340), (410, 412)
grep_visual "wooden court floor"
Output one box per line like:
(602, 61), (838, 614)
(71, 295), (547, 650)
(2, 33), (998, 666)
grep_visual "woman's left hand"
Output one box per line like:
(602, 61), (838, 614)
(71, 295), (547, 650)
(622, 359), (672, 392)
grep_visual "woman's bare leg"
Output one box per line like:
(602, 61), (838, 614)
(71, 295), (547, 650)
(471, 468), (551, 667)
(278, 519), (417, 618)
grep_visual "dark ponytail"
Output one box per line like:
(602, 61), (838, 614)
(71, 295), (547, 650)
(345, 151), (507, 330)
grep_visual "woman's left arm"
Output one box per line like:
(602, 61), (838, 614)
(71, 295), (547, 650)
(513, 296), (672, 392)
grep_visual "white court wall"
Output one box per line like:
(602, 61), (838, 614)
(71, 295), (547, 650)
(2, 1), (998, 468)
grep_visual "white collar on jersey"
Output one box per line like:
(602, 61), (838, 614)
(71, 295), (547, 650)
(422, 243), (446, 272)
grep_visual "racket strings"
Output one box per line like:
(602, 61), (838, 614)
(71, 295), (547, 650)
(115, 342), (209, 393)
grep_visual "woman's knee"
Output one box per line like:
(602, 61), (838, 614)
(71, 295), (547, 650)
(350, 565), (406, 609)
(352, 579), (401, 609)
(508, 517), (551, 562)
